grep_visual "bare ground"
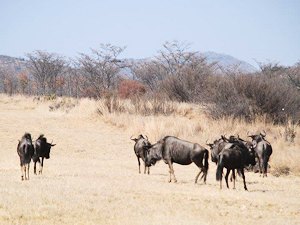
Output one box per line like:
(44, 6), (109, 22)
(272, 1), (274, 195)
(0, 97), (299, 225)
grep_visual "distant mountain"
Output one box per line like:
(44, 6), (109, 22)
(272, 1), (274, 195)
(201, 51), (257, 73)
(0, 55), (27, 73)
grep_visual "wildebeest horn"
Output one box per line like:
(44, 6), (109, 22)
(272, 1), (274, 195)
(145, 135), (149, 140)
(130, 135), (138, 142)
(260, 130), (266, 137)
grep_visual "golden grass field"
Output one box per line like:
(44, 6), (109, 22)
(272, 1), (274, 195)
(0, 95), (299, 225)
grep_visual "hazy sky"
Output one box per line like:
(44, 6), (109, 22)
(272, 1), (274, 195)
(1, 0), (299, 66)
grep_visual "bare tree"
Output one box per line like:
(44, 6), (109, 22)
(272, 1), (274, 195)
(78, 44), (126, 98)
(286, 62), (300, 91)
(26, 51), (67, 95)
(0, 67), (17, 95)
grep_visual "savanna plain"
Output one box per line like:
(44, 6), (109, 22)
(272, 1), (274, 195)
(0, 95), (299, 225)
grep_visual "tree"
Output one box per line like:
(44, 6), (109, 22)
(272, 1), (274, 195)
(26, 51), (67, 95)
(78, 44), (126, 98)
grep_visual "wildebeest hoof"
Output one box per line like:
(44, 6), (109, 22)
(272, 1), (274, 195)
(174, 179), (177, 183)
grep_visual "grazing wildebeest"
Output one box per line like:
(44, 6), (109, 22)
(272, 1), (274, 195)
(17, 133), (34, 181)
(216, 144), (256, 190)
(145, 136), (209, 183)
(130, 134), (151, 174)
(248, 131), (273, 177)
(32, 134), (56, 175)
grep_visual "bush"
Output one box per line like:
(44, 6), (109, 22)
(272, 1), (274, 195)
(118, 79), (146, 99)
(206, 74), (300, 123)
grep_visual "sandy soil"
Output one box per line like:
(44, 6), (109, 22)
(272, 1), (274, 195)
(0, 97), (299, 225)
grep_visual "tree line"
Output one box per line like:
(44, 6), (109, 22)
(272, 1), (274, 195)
(0, 41), (299, 123)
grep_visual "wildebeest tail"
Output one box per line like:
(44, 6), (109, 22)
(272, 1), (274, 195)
(203, 149), (209, 172)
(216, 154), (224, 181)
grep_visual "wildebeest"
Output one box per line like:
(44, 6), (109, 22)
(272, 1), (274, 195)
(130, 134), (151, 174)
(32, 134), (56, 175)
(17, 133), (34, 181)
(216, 144), (256, 190)
(145, 136), (209, 183)
(248, 131), (273, 177)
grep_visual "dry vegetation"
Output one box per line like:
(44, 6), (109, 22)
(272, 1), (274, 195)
(0, 95), (299, 225)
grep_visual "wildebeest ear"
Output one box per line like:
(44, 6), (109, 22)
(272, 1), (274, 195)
(206, 143), (213, 148)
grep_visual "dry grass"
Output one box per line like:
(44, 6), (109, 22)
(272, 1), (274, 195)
(0, 94), (299, 225)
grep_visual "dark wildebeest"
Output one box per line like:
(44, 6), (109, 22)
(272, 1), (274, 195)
(248, 131), (273, 177)
(130, 134), (151, 174)
(145, 136), (209, 183)
(32, 134), (56, 175)
(216, 144), (256, 191)
(17, 133), (34, 180)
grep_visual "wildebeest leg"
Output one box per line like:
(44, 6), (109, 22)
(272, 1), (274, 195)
(20, 164), (24, 181)
(258, 157), (263, 176)
(240, 169), (248, 191)
(232, 169), (236, 189)
(26, 163), (30, 180)
(137, 157), (141, 174)
(263, 155), (269, 178)
(194, 169), (203, 184)
(225, 169), (230, 189)
(39, 157), (44, 174)
(143, 163), (147, 174)
(34, 160), (39, 175)
(147, 166), (150, 175)
(167, 161), (177, 183)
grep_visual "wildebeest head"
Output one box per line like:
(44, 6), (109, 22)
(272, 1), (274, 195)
(35, 135), (56, 159)
(248, 131), (267, 148)
(248, 131), (266, 142)
(144, 140), (164, 167)
(206, 137), (229, 163)
(130, 134), (151, 150)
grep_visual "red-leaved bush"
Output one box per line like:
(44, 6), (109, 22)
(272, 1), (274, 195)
(118, 79), (146, 99)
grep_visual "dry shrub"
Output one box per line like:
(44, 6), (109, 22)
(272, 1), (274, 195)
(96, 94), (196, 117)
(48, 97), (78, 113)
(271, 165), (290, 177)
(206, 74), (300, 124)
(118, 79), (146, 99)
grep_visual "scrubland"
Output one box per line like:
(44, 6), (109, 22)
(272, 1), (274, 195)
(0, 95), (299, 225)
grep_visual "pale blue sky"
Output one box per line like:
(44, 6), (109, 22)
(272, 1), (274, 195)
(0, 0), (299, 66)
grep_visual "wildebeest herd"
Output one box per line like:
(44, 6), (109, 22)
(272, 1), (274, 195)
(130, 132), (273, 191)
(17, 131), (272, 191)
(17, 133), (55, 180)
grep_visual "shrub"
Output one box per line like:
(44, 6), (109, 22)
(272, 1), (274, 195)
(118, 79), (146, 99)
